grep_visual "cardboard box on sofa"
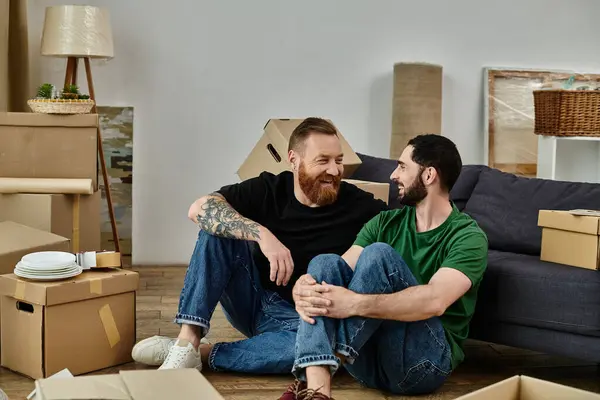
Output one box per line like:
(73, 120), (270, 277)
(237, 118), (362, 181)
(343, 179), (390, 204)
(538, 209), (600, 270)
(0, 112), (98, 189)
(0, 192), (101, 252)
(0, 268), (138, 379)
(32, 369), (225, 400)
(454, 375), (600, 399)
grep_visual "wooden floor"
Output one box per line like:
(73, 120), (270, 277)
(1, 265), (599, 399)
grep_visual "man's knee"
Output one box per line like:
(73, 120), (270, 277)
(307, 253), (344, 282)
(361, 242), (398, 261)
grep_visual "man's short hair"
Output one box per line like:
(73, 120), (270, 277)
(288, 117), (339, 154)
(407, 134), (462, 192)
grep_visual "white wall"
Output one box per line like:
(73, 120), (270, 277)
(27, 0), (600, 265)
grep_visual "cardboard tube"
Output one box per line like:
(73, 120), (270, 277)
(0, 178), (93, 194)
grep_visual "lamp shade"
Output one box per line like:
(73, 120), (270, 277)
(41, 5), (114, 58)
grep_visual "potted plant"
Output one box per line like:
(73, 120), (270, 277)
(27, 83), (95, 114)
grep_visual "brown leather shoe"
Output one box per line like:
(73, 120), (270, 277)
(278, 380), (307, 400)
(296, 388), (334, 400)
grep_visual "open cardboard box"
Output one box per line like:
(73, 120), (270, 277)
(454, 375), (600, 399)
(32, 368), (225, 400)
(237, 118), (362, 181)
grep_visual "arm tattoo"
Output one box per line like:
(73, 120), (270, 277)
(197, 196), (261, 240)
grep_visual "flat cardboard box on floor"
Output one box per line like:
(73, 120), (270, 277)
(0, 268), (138, 379)
(0, 112), (99, 189)
(33, 369), (225, 400)
(0, 192), (101, 252)
(538, 209), (600, 270)
(343, 179), (390, 204)
(454, 375), (600, 399)
(237, 118), (362, 181)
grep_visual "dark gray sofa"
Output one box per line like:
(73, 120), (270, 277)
(350, 153), (600, 363)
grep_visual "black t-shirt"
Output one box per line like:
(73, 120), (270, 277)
(216, 171), (389, 304)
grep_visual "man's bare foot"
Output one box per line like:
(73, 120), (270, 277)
(178, 324), (203, 350)
(306, 366), (331, 397)
(200, 342), (213, 365)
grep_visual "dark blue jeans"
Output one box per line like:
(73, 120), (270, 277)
(175, 230), (299, 373)
(292, 243), (453, 395)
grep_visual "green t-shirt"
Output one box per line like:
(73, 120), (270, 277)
(353, 203), (488, 369)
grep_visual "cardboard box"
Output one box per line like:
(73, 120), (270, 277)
(538, 209), (600, 270)
(0, 221), (70, 276)
(343, 179), (390, 204)
(0, 192), (101, 252)
(454, 375), (600, 399)
(0, 112), (98, 189)
(237, 118), (362, 181)
(0, 268), (138, 379)
(33, 369), (225, 400)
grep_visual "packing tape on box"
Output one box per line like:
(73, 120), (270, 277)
(99, 304), (121, 348)
(14, 281), (26, 300)
(76, 251), (121, 270)
(90, 279), (103, 295)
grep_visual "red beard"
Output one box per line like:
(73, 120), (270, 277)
(298, 162), (341, 206)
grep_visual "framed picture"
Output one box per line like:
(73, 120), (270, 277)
(483, 67), (600, 177)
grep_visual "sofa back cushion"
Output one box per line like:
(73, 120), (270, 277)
(463, 167), (600, 255)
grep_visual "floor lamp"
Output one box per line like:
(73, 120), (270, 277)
(40, 5), (121, 253)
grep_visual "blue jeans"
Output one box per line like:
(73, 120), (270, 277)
(292, 243), (453, 395)
(175, 230), (299, 373)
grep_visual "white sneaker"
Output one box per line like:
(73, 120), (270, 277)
(132, 335), (210, 366)
(158, 338), (204, 371)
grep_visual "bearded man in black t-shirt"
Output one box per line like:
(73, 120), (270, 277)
(131, 117), (388, 374)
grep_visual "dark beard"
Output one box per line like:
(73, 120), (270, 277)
(399, 174), (428, 206)
(298, 163), (341, 206)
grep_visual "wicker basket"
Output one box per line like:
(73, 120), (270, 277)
(533, 90), (600, 136)
(27, 99), (95, 114)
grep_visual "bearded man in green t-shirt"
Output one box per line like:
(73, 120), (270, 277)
(279, 134), (488, 400)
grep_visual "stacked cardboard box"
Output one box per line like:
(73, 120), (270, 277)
(0, 113), (138, 379)
(0, 112), (101, 251)
(238, 118), (391, 204)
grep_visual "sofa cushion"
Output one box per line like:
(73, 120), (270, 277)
(463, 167), (600, 255)
(449, 165), (484, 211)
(353, 153), (401, 208)
(474, 250), (600, 338)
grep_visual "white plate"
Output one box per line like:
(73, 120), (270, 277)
(21, 251), (76, 269)
(15, 265), (80, 276)
(14, 266), (82, 281)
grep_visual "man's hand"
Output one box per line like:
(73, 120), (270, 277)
(293, 274), (331, 324)
(320, 282), (360, 319)
(257, 228), (294, 286)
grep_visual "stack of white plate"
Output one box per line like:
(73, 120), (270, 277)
(14, 251), (83, 281)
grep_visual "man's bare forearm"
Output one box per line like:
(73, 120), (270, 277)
(191, 193), (263, 241)
(353, 285), (444, 322)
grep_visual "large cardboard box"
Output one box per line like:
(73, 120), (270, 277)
(0, 268), (138, 379)
(538, 209), (600, 270)
(33, 369), (224, 400)
(0, 112), (98, 189)
(454, 375), (600, 399)
(343, 179), (390, 204)
(237, 118), (362, 181)
(0, 192), (101, 252)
